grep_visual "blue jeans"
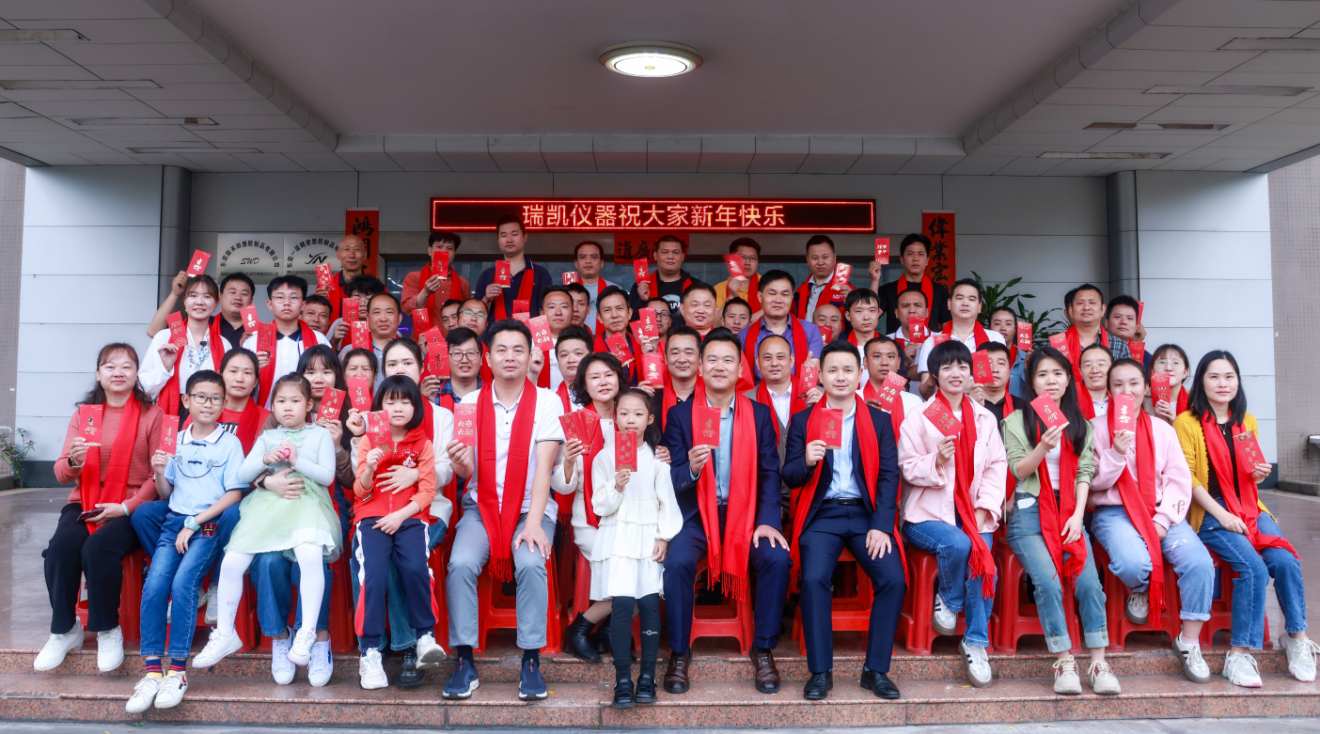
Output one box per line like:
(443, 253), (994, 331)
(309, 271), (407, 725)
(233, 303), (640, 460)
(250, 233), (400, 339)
(902, 520), (995, 647)
(139, 512), (225, 659)
(350, 519), (447, 651)
(1005, 503), (1108, 652)
(1198, 501), (1307, 649)
(248, 552), (333, 637)
(1090, 505), (1213, 620)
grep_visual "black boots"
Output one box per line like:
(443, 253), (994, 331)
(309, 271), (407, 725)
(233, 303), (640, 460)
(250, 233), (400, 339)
(612, 678), (636, 708)
(566, 613), (602, 663)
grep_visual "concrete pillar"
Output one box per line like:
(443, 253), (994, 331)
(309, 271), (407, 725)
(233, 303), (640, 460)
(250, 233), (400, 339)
(0, 159), (23, 489)
(1106, 170), (1139, 299)
(158, 165), (192, 301)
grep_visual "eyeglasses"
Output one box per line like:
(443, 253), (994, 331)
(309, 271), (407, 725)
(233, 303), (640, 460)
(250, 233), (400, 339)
(459, 310), (487, 319)
(187, 394), (223, 406)
(452, 350), (481, 362)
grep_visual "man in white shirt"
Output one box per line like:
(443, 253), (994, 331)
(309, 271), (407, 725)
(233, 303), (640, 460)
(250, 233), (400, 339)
(916, 278), (1005, 398)
(240, 275), (330, 408)
(539, 286), (575, 391)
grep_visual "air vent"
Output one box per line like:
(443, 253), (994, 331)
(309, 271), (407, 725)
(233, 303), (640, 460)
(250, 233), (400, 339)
(1085, 122), (1229, 131)
(1221, 38), (1320, 52)
(1039, 152), (1170, 159)
(1145, 85), (1308, 96)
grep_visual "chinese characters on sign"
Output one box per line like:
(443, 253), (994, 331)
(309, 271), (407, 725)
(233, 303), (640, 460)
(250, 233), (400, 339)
(921, 211), (956, 289)
(432, 199), (875, 233)
(346, 208), (379, 277)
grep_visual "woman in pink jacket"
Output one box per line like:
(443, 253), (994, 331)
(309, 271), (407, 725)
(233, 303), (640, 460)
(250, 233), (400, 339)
(1089, 358), (1215, 685)
(899, 340), (1007, 688)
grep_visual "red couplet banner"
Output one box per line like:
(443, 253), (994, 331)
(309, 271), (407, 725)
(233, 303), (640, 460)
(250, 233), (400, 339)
(921, 211), (956, 289)
(346, 208), (380, 277)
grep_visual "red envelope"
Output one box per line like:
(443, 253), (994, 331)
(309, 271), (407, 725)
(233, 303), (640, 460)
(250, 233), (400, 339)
(629, 320), (646, 345)
(79, 404), (104, 443)
(1016, 322), (1033, 351)
(559, 413), (582, 443)
(412, 308), (432, 335)
(930, 333), (950, 347)
(366, 411), (393, 454)
(159, 415), (179, 455)
(351, 321), (371, 350)
(1137, 300), (1145, 324)
(831, 263), (852, 290)
(876, 370), (906, 410)
(1129, 340), (1145, 358)
(1030, 394), (1068, 431)
(513, 299), (530, 316)
(819, 408), (844, 450)
(495, 260), (512, 288)
(454, 403), (478, 446)
(724, 254), (746, 280)
(908, 317), (930, 344)
(513, 313), (530, 324)
(241, 306), (259, 333)
(633, 258), (650, 284)
(639, 308), (658, 338)
(185, 249), (210, 276)
(642, 353), (665, 386)
(432, 250), (450, 278)
(425, 336), (450, 377)
(615, 430), (638, 472)
(167, 311), (188, 349)
(256, 322), (277, 355)
(1151, 371), (1172, 404)
(607, 332), (634, 364)
(875, 238), (890, 262)
(818, 324), (834, 343)
(318, 388), (346, 422)
(923, 399), (961, 438)
(562, 271), (580, 285)
(341, 297), (361, 323)
(693, 405), (722, 447)
(1112, 393), (1137, 431)
(972, 350), (993, 385)
(347, 375), (373, 412)
(1234, 430), (1266, 469)
(315, 263), (334, 291)
(528, 315), (553, 351)
(579, 409), (602, 445)
(1048, 333), (1069, 359)
(797, 360), (820, 399)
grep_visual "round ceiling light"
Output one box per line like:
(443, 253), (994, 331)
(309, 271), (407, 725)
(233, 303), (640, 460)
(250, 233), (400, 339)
(600, 41), (702, 78)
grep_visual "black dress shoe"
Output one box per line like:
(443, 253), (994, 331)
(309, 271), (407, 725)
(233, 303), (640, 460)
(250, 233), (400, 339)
(612, 678), (636, 708)
(664, 653), (691, 694)
(803, 671), (833, 700)
(565, 613), (602, 662)
(860, 668), (901, 700)
(634, 673), (657, 703)
(398, 646), (425, 687)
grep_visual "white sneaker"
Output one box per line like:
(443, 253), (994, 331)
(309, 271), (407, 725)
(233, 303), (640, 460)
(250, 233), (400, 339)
(359, 648), (388, 690)
(932, 593), (958, 636)
(203, 584), (218, 627)
(192, 629), (243, 669)
(1223, 650), (1263, 688)
(270, 635), (295, 685)
(125, 675), (161, 713)
(97, 626), (125, 672)
(1087, 659), (1121, 695)
(1283, 635), (1320, 683)
(416, 632), (447, 670)
(1125, 591), (1149, 625)
(33, 624), (83, 671)
(1173, 635), (1212, 683)
(308, 640), (333, 687)
(153, 671), (188, 709)
(1052, 655), (1082, 695)
(959, 639), (992, 688)
(288, 626), (316, 667)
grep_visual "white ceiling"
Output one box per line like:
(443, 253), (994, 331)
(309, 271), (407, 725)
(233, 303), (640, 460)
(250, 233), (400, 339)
(2, 0), (1320, 175)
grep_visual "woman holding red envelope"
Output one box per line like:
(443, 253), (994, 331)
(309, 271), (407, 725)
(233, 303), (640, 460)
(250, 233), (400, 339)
(1150, 344), (1191, 425)
(897, 340), (1006, 689)
(1001, 346), (1115, 696)
(139, 275), (232, 421)
(37, 344), (164, 674)
(1090, 358), (1215, 688)
(1176, 350), (1316, 687)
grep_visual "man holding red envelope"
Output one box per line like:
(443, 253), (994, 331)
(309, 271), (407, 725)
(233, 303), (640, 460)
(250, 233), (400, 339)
(714, 237), (763, 319)
(781, 342), (905, 701)
(628, 235), (699, 326)
(400, 231), (472, 329)
(311, 235), (369, 322)
(875, 234), (952, 333)
(473, 215), (552, 326)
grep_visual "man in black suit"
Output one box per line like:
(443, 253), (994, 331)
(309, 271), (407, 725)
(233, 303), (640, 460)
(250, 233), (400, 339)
(661, 328), (790, 695)
(782, 341), (906, 701)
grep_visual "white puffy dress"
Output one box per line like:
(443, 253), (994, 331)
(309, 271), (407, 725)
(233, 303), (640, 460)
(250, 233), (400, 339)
(588, 438), (683, 601)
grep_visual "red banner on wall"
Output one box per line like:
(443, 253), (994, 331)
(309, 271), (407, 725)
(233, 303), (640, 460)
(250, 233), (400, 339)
(613, 232), (690, 265)
(346, 208), (379, 276)
(921, 210), (956, 288)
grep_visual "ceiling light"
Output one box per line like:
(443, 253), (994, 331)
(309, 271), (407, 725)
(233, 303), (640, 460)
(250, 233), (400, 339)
(1039, 152), (1169, 159)
(129, 147), (261, 154)
(0, 79), (159, 90)
(600, 41), (701, 77)
(1221, 37), (1320, 51)
(1145, 84), (1308, 96)
(1085, 122), (1229, 131)
(69, 117), (217, 127)
(0, 29), (86, 42)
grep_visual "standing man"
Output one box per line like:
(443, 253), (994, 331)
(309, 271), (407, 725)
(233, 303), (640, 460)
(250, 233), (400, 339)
(571, 241), (613, 331)
(916, 278), (1005, 398)
(475, 215), (553, 324)
(313, 234), (370, 322)
(745, 335), (806, 527)
(630, 235), (700, 325)
(564, 283), (592, 331)
(661, 329), (791, 696)
(537, 286), (575, 390)
(843, 289), (882, 381)
(401, 231), (472, 330)
(740, 270), (824, 383)
(792, 235), (852, 321)
(339, 292), (402, 391)
(783, 342), (905, 701)
(973, 342), (1019, 426)
(439, 299), (463, 336)
(1104, 295), (1149, 367)
(652, 325), (702, 432)
(888, 289), (929, 392)
(241, 275), (331, 407)
(435, 327), (484, 410)
(988, 306), (1028, 396)
(301, 295), (333, 337)
(1061, 284), (1131, 384)
(862, 336), (923, 434)
(679, 283), (720, 339)
(714, 237), (763, 321)
(875, 234), (952, 332)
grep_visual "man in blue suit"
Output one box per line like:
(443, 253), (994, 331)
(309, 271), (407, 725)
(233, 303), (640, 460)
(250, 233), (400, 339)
(782, 341), (906, 701)
(661, 328), (791, 695)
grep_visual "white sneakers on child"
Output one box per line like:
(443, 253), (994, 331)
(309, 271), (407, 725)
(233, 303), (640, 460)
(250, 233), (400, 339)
(192, 629), (243, 669)
(270, 635), (296, 685)
(288, 626), (317, 666)
(1052, 655), (1082, 695)
(1172, 635), (1212, 683)
(359, 648), (388, 690)
(125, 675), (161, 713)
(959, 639), (992, 688)
(154, 671), (188, 709)
(125, 672), (187, 713)
(1087, 660), (1121, 695)
(97, 626), (124, 672)
(932, 593), (957, 636)
(416, 633), (447, 670)
(308, 640), (333, 687)
(1283, 635), (1320, 683)
(1223, 650), (1263, 688)
(33, 624), (83, 671)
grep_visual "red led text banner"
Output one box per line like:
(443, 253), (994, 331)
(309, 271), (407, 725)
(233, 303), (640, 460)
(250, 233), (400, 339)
(921, 210), (956, 288)
(431, 198), (875, 233)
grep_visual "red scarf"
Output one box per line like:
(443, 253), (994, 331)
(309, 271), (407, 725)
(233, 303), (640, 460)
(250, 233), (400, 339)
(433, 390), (461, 524)
(536, 348), (552, 388)
(79, 399), (142, 532)
(941, 320), (992, 347)
(422, 401), (435, 442)
(1001, 392), (1015, 496)
(754, 380), (803, 440)
(158, 318), (227, 416)
(646, 271), (691, 302)
(1063, 326), (1109, 386)
(475, 380), (538, 581)
(742, 318), (810, 387)
(188, 401), (267, 454)
(556, 382), (571, 412)
(1202, 412), (1300, 560)
(936, 391), (996, 598)
(1109, 408), (1166, 618)
(792, 279), (836, 320)
(327, 274), (345, 322)
(492, 262), (537, 322)
(728, 274), (761, 313)
(578, 403), (606, 529)
(1174, 383), (1188, 416)
(257, 321), (320, 406)
(691, 385), (758, 600)
(1034, 424), (1087, 591)
(416, 264), (468, 310)
(901, 276), (935, 323)
(864, 379), (906, 441)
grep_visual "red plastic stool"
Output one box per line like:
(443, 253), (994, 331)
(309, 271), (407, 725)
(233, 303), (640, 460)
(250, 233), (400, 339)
(474, 551), (562, 654)
(791, 548), (873, 655)
(1093, 544), (1181, 650)
(1201, 550), (1272, 649)
(76, 548), (148, 643)
(426, 543), (452, 650)
(688, 558), (754, 655)
(990, 541), (1082, 653)
(899, 547), (966, 655)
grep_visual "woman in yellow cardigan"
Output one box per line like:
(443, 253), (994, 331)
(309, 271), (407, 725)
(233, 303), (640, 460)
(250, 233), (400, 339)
(1174, 350), (1314, 688)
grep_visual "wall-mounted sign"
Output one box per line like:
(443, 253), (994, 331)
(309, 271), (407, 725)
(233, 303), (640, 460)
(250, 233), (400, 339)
(921, 210), (956, 288)
(286, 236), (340, 281)
(217, 234), (282, 279)
(346, 208), (379, 276)
(431, 198), (875, 233)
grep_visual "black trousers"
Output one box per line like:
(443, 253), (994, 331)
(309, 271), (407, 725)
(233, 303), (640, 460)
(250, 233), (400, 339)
(43, 502), (142, 634)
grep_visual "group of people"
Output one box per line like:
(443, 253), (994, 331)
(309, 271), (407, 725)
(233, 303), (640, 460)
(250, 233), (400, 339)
(36, 214), (1314, 713)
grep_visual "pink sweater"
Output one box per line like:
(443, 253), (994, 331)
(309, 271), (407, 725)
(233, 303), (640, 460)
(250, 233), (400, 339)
(53, 402), (164, 512)
(898, 396), (1007, 532)
(1088, 414), (1193, 531)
